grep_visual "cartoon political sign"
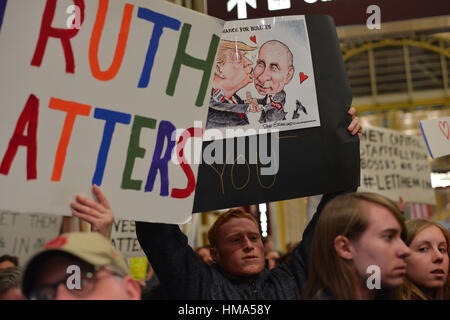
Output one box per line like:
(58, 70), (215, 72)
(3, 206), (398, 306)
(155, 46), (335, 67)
(194, 15), (359, 213)
(203, 15), (320, 140)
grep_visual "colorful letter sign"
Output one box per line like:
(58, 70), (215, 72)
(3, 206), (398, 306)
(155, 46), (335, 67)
(0, 0), (224, 223)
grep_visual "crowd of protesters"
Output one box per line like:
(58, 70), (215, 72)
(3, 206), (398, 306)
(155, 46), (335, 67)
(0, 114), (448, 300)
(1, 186), (448, 300)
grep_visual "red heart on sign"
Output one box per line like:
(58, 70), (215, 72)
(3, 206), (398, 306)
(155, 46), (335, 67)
(250, 35), (256, 43)
(300, 72), (308, 84)
(439, 121), (450, 140)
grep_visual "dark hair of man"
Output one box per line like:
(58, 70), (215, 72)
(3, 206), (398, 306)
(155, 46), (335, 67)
(0, 255), (19, 267)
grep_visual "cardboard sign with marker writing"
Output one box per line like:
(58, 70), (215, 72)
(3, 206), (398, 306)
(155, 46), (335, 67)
(0, 211), (62, 265)
(111, 219), (144, 258)
(0, 0), (223, 223)
(358, 126), (435, 205)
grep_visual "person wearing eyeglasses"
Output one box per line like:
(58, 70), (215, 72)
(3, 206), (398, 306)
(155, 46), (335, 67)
(21, 232), (141, 300)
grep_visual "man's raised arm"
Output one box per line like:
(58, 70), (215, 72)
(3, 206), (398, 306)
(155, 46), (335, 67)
(71, 186), (212, 299)
(135, 220), (212, 299)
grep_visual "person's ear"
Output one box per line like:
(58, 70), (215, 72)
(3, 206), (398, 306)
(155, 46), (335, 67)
(334, 235), (353, 260)
(285, 66), (295, 84)
(122, 275), (142, 300)
(210, 247), (219, 263)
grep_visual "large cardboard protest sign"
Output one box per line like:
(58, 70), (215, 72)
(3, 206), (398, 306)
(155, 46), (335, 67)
(0, 0), (223, 223)
(0, 211), (62, 265)
(194, 15), (360, 212)
(419, 117), (450, 159)
(358, 126), (435, 205)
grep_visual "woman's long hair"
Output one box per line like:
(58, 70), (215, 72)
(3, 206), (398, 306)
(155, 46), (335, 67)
(302, 192), (406, 300)
(396, 219), (450, 300)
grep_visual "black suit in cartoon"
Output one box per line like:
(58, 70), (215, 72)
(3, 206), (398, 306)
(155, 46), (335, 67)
(206, 88), (250, 129)
(257, 90), (288, 123)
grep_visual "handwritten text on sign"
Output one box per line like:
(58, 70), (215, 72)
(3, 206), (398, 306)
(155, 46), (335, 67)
(111, 220), (143, 258)
(358, 126), (435, 205)
(0, 0), (224, 223)
(0, 211), (62, 265)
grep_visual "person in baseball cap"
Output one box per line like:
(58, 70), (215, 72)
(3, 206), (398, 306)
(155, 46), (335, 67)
(22, 232), (141, 300)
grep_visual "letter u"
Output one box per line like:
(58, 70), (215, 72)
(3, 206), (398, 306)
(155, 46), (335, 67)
(89, 0), (134, 81)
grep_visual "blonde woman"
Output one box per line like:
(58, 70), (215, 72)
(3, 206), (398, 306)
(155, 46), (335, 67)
(303, 192), (410, 300)
(397, 219), (449, 300)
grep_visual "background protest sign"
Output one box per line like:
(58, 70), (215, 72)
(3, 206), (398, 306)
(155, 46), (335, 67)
(358, 126), (435, 205)
(111, 219), (144, 258)
(0, 0), (223, 223)
(420, 117), (450, 159)
(0, 210), (62, 266)
(193, 15), (360, 212)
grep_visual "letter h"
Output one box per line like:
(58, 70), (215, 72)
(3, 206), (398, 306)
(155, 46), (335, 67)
(166, 24), (219, 106)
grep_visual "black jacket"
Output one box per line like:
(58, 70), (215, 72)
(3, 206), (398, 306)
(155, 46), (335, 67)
(205, 90), (250, 129)
(136, 191), (349, 300)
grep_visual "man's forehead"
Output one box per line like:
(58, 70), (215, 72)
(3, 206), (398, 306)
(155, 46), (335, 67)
(0, 261), (15, 268)
(220, 217), (259, 233)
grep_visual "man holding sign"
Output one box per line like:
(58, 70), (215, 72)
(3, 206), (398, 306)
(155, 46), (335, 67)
(71, 114), (361, 300)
